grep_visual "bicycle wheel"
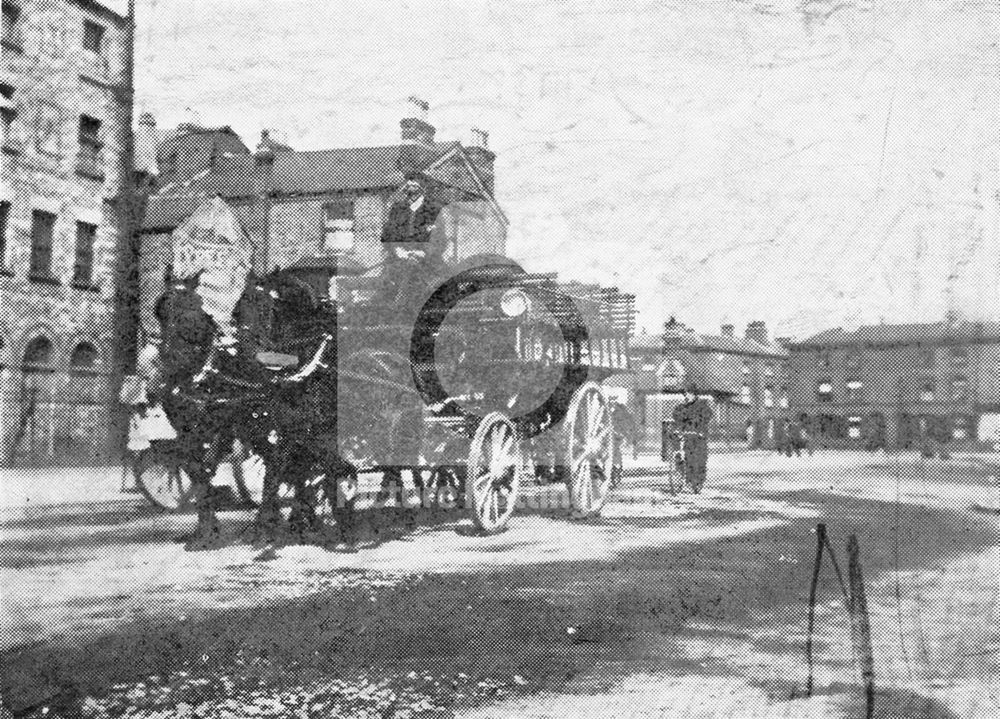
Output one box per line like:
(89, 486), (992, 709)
(133, 441), (196, 511)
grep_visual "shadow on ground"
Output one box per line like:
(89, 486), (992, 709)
(2, 472), (997, 718)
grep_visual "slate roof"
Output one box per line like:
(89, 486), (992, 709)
(793, 321), (1000, 348)
(142, 142), (466, 232)
(682, 332), (787, 358)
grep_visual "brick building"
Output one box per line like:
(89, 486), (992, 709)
(627, 319), (789, 448)
(787, 321), (1000, 449)
(136, 105), (508, 338)
(1, 0), (130, 465)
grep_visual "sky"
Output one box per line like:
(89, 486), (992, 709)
(131, 0), (999, 338)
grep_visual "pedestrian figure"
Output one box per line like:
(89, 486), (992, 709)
(672, 383), (713, 493)
(802, 425), (815, 455)
(120, 332), (176, 455)
(785, 418), (803, 457)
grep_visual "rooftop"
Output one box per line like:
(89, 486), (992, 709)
(143, 140), (472, 231)
(793, 321), (1000, 348)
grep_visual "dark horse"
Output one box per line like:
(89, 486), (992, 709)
(153, 268), (357, 548)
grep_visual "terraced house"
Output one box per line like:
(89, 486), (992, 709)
(787, 321), (1000, 449)
(1, 0), (131, 465)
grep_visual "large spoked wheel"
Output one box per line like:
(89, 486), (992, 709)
(231, 438), (266, 506)
(468, 412), (522, 534)
(134, 442), (196, 511)
(564, 382), (614, 518)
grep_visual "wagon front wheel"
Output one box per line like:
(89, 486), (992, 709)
(468, 413), (522, 533)
(565, 382), (614, 518)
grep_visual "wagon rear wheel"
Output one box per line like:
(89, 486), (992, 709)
(564, 382), (613, 518)
(134, 442), (196, 511)
(468, 413), (521, 533)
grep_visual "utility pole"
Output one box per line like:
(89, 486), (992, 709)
(108, 0), (144, 460)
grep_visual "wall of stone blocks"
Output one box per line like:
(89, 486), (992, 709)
(1, 0), (128, 465)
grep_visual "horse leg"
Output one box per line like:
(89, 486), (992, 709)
(184, 464), (222, 550)
(326, 458), (359, 549)
(287, 469), (316, 540)
(248, 450), (283, 544)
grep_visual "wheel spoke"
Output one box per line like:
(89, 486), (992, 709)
(488, 490), (499, 525)
(479, 487), (496, 525)
(473, 468), (492, 491)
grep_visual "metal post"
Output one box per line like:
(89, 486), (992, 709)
(847, 534), (875, 719)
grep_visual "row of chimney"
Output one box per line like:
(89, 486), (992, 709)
(721, 321), (769, 345)
(134, 96), (494, 187)
(668, 317), (778, 347)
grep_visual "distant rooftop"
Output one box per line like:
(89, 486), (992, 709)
(793, 321), (1000, 348)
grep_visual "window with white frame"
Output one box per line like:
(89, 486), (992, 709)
(846, 379), (863, 402)
(816, 380), (833, 403)
(741, 384), (751, 404)
(920, 379), (935, 402)
(847, 416), (862, 439)
(77, 115), (104, 178)
(763, 386), (774, 407)
(322, 198), (355, 252)
(780, 387), (789, 408)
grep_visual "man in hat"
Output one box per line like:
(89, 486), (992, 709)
(378, 174), (448, 307)
(381, 174), (441, 246)
(671, 382), (713, 492)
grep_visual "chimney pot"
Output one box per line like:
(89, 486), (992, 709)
(135, 111), (159, 176)
(745, 321), (768, 345)
(400, 117), (436, 146)
(465, 126), (496, 194)
(255, 130), (275, 166)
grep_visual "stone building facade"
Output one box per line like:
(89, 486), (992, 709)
(1, 0), (129, 465)
(627, 319), (789, 448)
(137, 110), (508, 339)
(787, 321), (1000, 449)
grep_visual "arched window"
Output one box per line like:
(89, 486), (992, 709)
(70, 342), (99, 372)
(23, 336), (54, 370)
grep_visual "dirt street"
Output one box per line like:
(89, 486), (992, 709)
(2, 451), (998, 718)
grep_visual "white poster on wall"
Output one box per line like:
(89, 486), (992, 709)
(171, 197), (253, 328)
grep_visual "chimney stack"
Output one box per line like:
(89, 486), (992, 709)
(721, 323), (734, 337)
(400, 95), (435, 145)
(255, 130), (276, 165)
(135, 111), (158, 177)
(746, 321), (768, 345)
(663, 316), (689, 351)
(466, 126), (495, 194)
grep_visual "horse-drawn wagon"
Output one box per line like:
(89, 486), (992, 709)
(139, 252), (636, 541)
